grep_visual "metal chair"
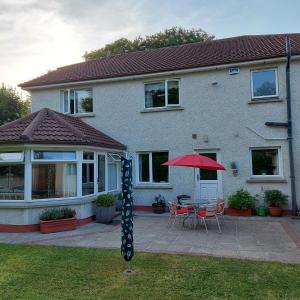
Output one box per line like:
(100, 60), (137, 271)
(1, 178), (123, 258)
(167, 201), (189, 227)
(196, 203), (221, 233)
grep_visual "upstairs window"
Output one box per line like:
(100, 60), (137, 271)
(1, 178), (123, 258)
(251, 69), (278, 99)
(60, 88), (93, 115)
(144, 80), (180, 108)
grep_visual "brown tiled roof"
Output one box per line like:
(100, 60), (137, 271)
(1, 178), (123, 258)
(0, 108), (126, 150)
(19, 34), (300, 88)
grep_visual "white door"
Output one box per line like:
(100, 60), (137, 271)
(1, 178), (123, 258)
(195, 152), (222, 203)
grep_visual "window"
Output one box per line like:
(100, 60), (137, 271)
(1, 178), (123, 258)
(0, 152), (24, 162)
(82, 152), (94, 196)
(60, 88), (93, 115)
(200, 153), (218, 180)
(251, 69), (278, 99)
(33, 151), (76, 160)
(98, 154), (106, 192)
(137, 152), (169, 183)
(145, 80), (179, 108)
(250, 148), (280, 176)
(32, 163), (77, 199)
(108, 154), (120, 191)
(0, 165), (24, 200)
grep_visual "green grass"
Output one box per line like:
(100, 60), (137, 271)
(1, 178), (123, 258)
(0, 243), (299, 300)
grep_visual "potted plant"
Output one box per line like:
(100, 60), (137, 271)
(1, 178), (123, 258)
(40, 207), (77, 234)
(152, 194), (166, 214)
(264, 189), (288, 217)
(115, 192), (123, 211)
(229, 161), (238, 176)
(94, 194), (116, 223)
(227, 189), (255, 216)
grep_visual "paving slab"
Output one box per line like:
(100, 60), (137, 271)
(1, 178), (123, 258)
(0, 215), (299, 263)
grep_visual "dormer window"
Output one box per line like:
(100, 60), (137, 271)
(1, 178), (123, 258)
(144, 80), (180, 108)
(60, 88), (93, 115)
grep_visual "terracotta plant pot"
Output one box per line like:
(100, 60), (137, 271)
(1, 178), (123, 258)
(268, 206), (282, 217)
(40, 217), (77, 234)
(225, 207), (252, 217)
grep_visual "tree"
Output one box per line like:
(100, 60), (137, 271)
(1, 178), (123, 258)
(84, 27), (214, 60)
(0, 84), (31, 126)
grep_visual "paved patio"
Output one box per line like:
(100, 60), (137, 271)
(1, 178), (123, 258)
(0, 214), (300, 263)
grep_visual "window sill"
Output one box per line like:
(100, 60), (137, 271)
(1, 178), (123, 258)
(140, 106), (184, 113)
(71, 113), (96, 118)
(248, 98), (283, 104)
(134, 184), (173, 189)
(246, 177), (287, 183)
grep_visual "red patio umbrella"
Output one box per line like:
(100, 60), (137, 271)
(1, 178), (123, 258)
(162, 154), (225, 170)
(162, 154), (225, 202)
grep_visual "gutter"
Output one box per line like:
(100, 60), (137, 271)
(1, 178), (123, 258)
(20, 56), (300, 91)
(286, 36), (298, 215)
(265, 37), (298, 215)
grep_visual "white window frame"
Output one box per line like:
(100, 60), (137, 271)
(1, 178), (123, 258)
(136, 151), (169, 184)
(249, 147), (283, 178)
(250, 68), (279, 99)
(60, 87), (93, 115)
(144, 79), (180, 109)
(0, 152), (24, 163)
(82, 151), (95, 196)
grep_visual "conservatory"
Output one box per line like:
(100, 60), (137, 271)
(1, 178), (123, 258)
(0, 108), (126, 232)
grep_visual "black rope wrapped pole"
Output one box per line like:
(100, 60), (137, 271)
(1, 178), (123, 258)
(121, 157), (134, 272)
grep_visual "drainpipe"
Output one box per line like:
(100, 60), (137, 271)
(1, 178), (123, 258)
(286, 36), (298, 215)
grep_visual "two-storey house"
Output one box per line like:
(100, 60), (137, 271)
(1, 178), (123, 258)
(0, 34), (299, 231)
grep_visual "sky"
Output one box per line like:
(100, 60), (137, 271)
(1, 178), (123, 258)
(0, 0), (299, 95)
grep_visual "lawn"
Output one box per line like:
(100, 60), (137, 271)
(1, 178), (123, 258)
(0, 243), (299, 299)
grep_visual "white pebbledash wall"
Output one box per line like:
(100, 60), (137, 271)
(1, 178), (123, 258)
(30, 60), (300, 209)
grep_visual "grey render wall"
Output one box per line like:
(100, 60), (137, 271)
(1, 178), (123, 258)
(30, 60), (300, 208)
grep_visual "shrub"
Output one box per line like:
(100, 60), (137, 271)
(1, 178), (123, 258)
(153, 194), (166, 206)
(228, 189), (255, 210)
(40, 208), (75, 221)
(95, 194), (116, 207)
(264, 190), (288, 208)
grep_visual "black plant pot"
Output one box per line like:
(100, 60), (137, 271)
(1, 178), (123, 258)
(152, 203), (166, 214)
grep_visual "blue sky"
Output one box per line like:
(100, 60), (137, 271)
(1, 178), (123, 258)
(0, 0), (299, 91)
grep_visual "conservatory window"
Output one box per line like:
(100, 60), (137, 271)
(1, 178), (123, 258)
(33, 151), (76, 160)
(82, 152), (95, 196)
(108, 154), (120, 191)
(0, 165), (24, 200)
(32, 163), (77, 199)
(0, 152), (24, 200)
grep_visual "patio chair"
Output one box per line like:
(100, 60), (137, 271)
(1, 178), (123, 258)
(216, 198), (225, 221)
(167, 202), (189, 227)
(196, 203), (221, 233)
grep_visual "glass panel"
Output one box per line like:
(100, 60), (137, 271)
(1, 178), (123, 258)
(0, 152), (23, 162)
(32, 163), (77, 199)
(200, 153), (218, 180)
(0, 165), (24, 200)
(83, 152), (94, 161)
(252, 149), (279, 175)
(167, 81), (179, 105)
(82, 163), (94, 195)
(252, 70), (277, 97)
(98, 155), (106, 192)
(108, 163), (118, 191)
(152, 152), (169, 183)
(138, 154), (150, 182)
(145, 82), (165, 108)
(70, 90), (75, 114)
(60, 90), (69, 113)
(33, 151), (76, 160)
(74, 89), (93, 113)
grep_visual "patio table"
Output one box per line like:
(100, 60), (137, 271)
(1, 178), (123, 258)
(181, 200), (217, 229)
